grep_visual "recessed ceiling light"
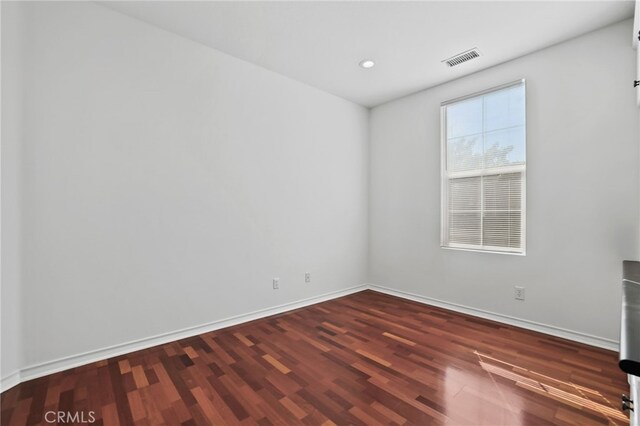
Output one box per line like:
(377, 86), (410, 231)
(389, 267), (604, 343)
(359, 59), (375, 69)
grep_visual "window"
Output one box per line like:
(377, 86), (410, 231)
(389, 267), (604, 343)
(441, 80), (526, 254)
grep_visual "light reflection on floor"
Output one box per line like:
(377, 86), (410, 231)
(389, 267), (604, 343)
(475, 351), (628, 424)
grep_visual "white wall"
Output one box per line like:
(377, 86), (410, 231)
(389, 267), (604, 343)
(4, 1), (368, 374)
(1, 1), (25, 386)
(369, 19), (639, 345)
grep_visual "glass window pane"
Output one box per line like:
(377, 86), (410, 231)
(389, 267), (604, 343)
(483, 126), (525, 168)
(447, 135), (482, 172)
(449, 177), (481, 211)
(484, 84), (525, 132)
(483, 89), (509, 132)
(483, 211), (521, 248)
(483, 173), (522, 211)
(449, 212), (481, 245)
(506, 85), (525, 127)
(447, 97), (482, 139)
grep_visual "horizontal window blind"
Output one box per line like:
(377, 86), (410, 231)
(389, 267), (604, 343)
(441, 80), (526, 253)
(482, 172), (522, 249)
(448, 176), (481, 245)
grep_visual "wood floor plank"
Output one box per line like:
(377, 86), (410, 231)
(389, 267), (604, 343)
(262, 355), (291, 375)
(1, 290), (629, 425)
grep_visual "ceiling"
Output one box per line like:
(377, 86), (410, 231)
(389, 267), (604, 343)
(101, 1), (635, 107)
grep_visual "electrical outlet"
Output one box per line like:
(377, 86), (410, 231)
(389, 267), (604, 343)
(514, 286), (525, 301)
(273, 277), (279, 290)
(305, 272), (311, 283)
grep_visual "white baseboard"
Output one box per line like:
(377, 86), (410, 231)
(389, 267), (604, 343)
(368, 284), (619, 352)
(0, 371), (20, 393)
(1, 284), (367, 393)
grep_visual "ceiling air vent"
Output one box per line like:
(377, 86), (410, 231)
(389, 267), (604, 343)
(442, 48), (480, 67)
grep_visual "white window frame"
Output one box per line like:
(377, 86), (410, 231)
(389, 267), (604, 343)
(440, 79), (527, 255)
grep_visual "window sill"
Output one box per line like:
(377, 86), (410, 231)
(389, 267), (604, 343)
(441, 246), (526, 256)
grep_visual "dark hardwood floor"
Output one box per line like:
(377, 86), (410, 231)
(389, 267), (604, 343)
(1, 290), (629, 425)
